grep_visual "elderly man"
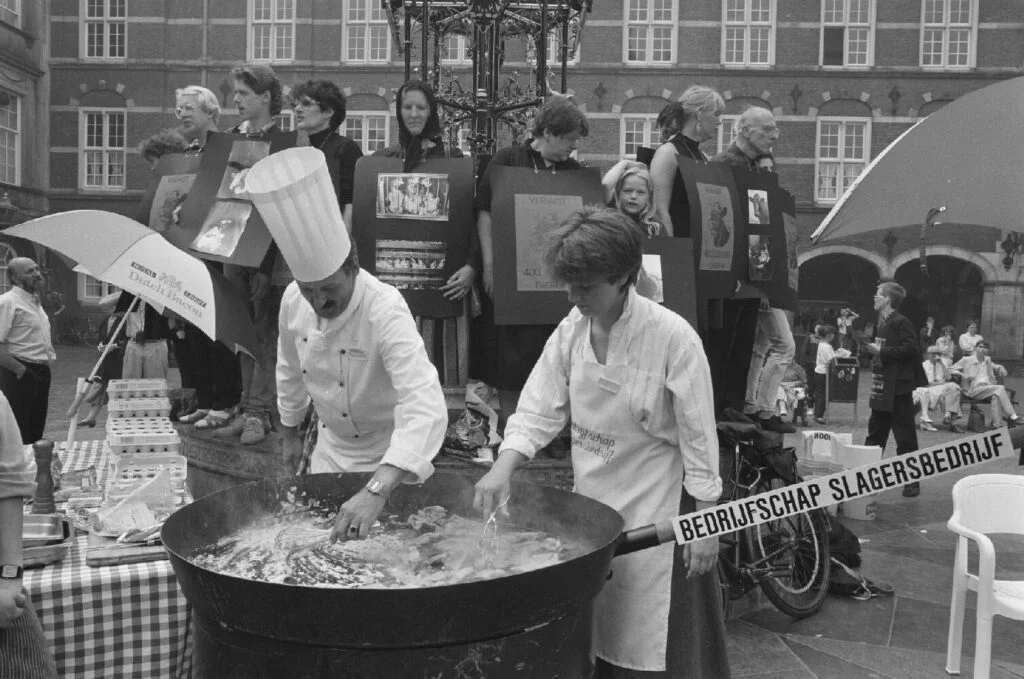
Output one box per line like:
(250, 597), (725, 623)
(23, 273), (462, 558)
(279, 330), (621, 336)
(914, 345), (964, 432)
(175, 85), (220, 151)
(952, 340), (1020, 429)
(0, 258), (56, 444)
(246, 148), (446, 544)
(710, 108), (796, 433)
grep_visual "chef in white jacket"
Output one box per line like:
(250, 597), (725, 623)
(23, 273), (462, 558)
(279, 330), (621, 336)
(245, 148), (447, 543)
(474, 207), (730, 677)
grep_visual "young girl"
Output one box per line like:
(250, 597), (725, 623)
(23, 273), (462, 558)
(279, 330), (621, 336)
(602, 160), (663, 236)
(812, 324), (851, 424)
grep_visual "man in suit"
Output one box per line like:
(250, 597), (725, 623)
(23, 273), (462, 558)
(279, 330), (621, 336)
(862, 282), (929, 497)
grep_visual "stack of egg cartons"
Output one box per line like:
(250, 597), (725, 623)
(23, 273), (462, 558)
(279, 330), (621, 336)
(104, 379), (186, 495)
(798, 430), (851, 516)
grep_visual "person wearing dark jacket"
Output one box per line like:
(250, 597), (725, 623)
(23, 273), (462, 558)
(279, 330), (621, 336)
(862, 282), (929, 497)
(292, 79), (362, 230)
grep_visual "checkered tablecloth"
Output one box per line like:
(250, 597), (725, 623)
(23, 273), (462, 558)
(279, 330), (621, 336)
(23, 440), (193, 679)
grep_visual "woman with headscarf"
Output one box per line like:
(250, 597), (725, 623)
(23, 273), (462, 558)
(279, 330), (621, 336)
(375, 80), (478, 303)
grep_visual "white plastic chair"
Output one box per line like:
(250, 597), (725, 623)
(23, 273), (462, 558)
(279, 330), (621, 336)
(945, 474), (1024, 677)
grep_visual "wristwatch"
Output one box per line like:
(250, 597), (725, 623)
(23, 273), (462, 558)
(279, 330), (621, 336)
(365, 478), (387, 497)
(0, 564), (23, 579)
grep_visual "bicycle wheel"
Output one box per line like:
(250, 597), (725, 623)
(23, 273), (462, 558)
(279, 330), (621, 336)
(749, 477), (831, 618)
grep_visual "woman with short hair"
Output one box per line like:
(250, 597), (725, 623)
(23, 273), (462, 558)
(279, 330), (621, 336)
(475, 206), (730, 678)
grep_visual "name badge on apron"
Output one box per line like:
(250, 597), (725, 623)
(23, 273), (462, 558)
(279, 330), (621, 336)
(597, 364), (626, 394)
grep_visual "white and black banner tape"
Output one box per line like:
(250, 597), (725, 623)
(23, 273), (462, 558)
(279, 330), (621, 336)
(672, 428), (1011, 546)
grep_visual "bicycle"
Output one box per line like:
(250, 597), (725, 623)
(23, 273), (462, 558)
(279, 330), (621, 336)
(716, 422), (832, 618)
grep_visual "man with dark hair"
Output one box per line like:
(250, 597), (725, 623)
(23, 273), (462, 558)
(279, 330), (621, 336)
(862, 282), (929, 497)
(291, 79), (362, 229)
(217, 62), (286, 445)
(0, 258), (55, 444)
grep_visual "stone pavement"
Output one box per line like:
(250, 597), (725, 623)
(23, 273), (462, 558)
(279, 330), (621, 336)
(726, 375), (1024, 678)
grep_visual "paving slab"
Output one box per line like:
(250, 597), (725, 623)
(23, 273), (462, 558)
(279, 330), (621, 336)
(741, 594), (896, 647)
(890, 595), (1024, 665)
(782, 637), (890, 678)
(725, 620), (809, 677)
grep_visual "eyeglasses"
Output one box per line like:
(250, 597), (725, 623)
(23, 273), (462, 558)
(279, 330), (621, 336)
(293, 97), (320, 109)
(174, 104), (199, 118)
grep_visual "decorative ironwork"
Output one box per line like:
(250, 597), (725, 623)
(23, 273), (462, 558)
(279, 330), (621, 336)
(384, 1), (592, 158)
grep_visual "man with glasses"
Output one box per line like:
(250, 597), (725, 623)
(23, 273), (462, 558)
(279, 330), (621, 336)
(175, 85), (221, 152)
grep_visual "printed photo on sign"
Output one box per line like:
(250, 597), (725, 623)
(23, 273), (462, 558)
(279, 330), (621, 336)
(748, 189), (770, 225)
(192, 201), (252, 257)
(375, 239), (447, 290)
(376, 173), (450, 221)
(783, 213), (799, 292)
(514, 194), (583, 292)
(695, 183), (733, 272)
(638, 253), (664, 303)
(748, 235), (772, 282)
(216, 140), (271, 200)
(149, 174), (196, 232)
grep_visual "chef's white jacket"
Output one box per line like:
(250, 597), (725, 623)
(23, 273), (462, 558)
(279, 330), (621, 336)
(277, 270), (446, 482)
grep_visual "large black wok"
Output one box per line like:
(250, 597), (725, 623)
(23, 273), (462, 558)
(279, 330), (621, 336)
(162, 471), (671, 651)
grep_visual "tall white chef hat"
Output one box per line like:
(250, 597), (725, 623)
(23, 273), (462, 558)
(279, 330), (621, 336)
(244, 147), (350, 283)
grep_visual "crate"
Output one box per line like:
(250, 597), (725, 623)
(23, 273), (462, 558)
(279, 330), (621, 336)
(107, 398), (172, 419)
(106, 417), (177, 434)
(107, 379), (169, 399)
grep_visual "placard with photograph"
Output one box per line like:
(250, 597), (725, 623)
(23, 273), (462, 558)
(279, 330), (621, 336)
(136, 154), (202, 233)
(730, 166), (797, 308)
(352, 156), (474, 318)
(489, 165), (604, 325)
(640, 236), (698, 327)
(170, 131), (296, 267)
(678, 158), (744, 301)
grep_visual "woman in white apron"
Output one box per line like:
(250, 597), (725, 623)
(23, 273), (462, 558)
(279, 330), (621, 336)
(475, 207), (730, 677)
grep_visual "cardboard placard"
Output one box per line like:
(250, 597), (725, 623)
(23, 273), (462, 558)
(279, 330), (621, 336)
(679, 159), (745, 301)
(352, 156), (474, 318)
(731, 167), (796, 308)
(640, 236), (699, 327)
(489, 165), (604, 325)
(136, 154), (202, 232)
(171, 131), (297, 267)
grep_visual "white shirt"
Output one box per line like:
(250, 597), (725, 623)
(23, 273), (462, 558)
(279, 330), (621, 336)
(276, 270), (446, 483)
(0, 286), (56, 364)
(922, 358), (952, 386)
(951, 354), (1004, 392)
(0, 391), (35, 500)
(502, 288), (722, 503)
(958, 332), (983, 354)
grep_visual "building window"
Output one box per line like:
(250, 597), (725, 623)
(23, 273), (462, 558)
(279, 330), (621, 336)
(343, 113), (389, 154)
(250, 0), (295, 62)
(83, 0), (126, 60)
(274, 110), (294, 131)
(0, 242), (14, 294)
(624, 0), (675, 65)
(441, 34), (471, 64)
(716, 115), (740, 155)
(81, 109), (126, 190)
(345, 0), (390, 63)
(77, 272), (119, 302)
(815, 118), (869, 203)
(723, 0), (774, 66)
(620, 116), (659, 159)
(0, 91), (19, 186)
(0, 0), (20, 28)
(921, 0), (975, 69)
(822, 0), (873, 67)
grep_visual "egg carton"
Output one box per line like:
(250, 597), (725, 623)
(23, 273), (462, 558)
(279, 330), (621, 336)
(107, 398), (172, 419)
(106, 453), (188, 502)
(105, 417), (177, 433)
(107, 379), (169, 400)
(106, 429), (181, 456)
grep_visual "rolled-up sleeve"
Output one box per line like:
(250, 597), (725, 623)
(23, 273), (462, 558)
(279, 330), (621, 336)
(0, 392), (34, 500)
(276, 286), (311, 428)
(500, 319), (573, 460)
(376, 297), (447, 483)
(665, 323), (722, 502)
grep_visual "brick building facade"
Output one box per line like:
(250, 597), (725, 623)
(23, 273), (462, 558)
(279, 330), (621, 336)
(6, 1), (1024, 355)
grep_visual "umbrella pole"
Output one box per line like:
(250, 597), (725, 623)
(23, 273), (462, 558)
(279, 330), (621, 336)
(64, 295), (140, 451)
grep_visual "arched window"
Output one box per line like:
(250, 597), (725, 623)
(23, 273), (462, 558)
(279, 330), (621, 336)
(0, 242), (14, 294)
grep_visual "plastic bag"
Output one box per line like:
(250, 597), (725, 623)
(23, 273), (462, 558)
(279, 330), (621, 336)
(442, 381), (502, 461)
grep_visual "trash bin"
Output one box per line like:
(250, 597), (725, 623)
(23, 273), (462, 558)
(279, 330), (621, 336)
(828, 357), (860, 403)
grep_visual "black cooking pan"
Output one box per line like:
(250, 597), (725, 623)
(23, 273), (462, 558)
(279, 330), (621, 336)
(162, 471), (673, 650)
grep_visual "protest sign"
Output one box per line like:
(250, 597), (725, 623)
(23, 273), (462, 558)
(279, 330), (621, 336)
(639, 236), (698, 327)
(678, 159), (744, 301)
(171, 131), (296, 267)
(489, 165), (604, 325)
(352, 156), (474, 318)
(136, 154), (201, 233)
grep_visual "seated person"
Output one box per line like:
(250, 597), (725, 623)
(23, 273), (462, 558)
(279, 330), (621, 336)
(913, 345), (964, 432)
(778, 361), (809, 427)
(951, 340), (1021, 429)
